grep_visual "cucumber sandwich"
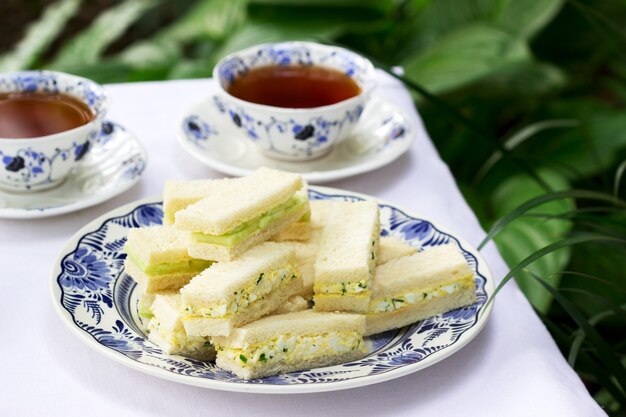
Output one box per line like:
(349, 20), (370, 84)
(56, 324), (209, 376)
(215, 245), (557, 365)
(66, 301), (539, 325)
(180, 242), (303, 337)
(174, 168), (309, 261)
(365, 243), (476, 336)
(212, 310), (367, 379)
(124, 225), (213, 293)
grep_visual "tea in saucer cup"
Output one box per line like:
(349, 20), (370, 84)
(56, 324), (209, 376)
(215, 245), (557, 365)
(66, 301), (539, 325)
(212, 41), (376, 161)
(0, 70), (107, 192)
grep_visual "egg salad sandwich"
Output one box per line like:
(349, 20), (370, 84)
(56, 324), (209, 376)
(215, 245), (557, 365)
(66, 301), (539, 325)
(180, 242), (303, 337)
(365, 243), (476, 336)
(175, 167), (308, 261)
(162, 177), (236, 224)
(377, 236), (418, 265)
(147, 293), (216, 361)
(212, 310), (367, 379)
(313, 200), (380, 313)
(124, 225), (214, 293)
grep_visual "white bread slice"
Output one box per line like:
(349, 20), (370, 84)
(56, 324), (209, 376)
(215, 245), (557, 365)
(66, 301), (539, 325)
(188, 201), (308, 262)
(125, 225), (193, 266)
(314, 200), (380, 313)
(310, 200), (336, 229)
(377, 236), (419, 265)
(162, 177), (236, 224)
(175, 167), (303, 235)
(124, 258), (199, 293)
(271, 219), (310, 241)
(271, 295), (309, 315)
(180, 242), (303, 336)
(147, 294), (215, 361)
(365, 244), (476, 336)
(212, 310), (365, 348)
(213, 310), (366, 379)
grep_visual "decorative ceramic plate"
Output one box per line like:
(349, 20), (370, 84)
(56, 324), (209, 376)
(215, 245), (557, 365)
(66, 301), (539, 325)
(51, 187), (493, 394)
(177, 96), (415, 183)
(0, 121), (146, 219)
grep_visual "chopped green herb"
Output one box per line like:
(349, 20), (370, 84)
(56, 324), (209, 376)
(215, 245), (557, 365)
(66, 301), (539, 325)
(358, 282), (367, 288)
(371, 251), (375, 260)
(283, 347), (288, 352)
(203, 341), (212, 347)
(392, 298), (404, 303)
(422, 292), (427, 298)
(341, 283), (347, 294)
(259, 353), (267, 362)
(239, 354), (248, 363)
(257, 273), (264, 285)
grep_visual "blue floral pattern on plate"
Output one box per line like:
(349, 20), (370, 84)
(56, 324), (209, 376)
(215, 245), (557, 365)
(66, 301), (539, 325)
(53, 188), (492, 391)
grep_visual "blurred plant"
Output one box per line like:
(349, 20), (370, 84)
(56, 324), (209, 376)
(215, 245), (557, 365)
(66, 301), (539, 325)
(1, 0), (625, 413)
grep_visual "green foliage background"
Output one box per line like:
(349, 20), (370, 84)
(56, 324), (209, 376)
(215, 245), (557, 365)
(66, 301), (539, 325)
(2, 0), (625, 413)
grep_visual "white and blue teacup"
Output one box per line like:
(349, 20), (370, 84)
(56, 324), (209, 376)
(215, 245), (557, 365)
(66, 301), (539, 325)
(212, 42), (377, 161)
(0, 71), (107, 192)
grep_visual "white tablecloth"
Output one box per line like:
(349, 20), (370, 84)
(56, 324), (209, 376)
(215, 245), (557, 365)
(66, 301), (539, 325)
(0, 72), (605, 416)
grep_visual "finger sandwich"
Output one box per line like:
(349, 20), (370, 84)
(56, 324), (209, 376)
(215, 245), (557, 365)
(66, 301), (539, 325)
(175, 167), (309, 261)
(124, 225), (214, 293)
(313, 200), (380, 313)
(213, 310), (367, 379)
(271, 188), (311, 242)
(180, 242), (303, 337)
(377, 236), (419, 265)
(147, 293), (216, 361)
(365, 243), (476, 336)
(163, 177), (236, 225)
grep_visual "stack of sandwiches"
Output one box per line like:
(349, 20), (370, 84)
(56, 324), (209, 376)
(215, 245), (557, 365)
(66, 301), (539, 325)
(123, 167), (477, 379)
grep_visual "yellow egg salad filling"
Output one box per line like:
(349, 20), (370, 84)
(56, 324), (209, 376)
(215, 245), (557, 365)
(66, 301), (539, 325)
(148, 317), (213, 354)
(183, 264), (299, 319)
(369, 276), (475, 314)
(217, 331), (366, 367)
(314, 280), (370, 297)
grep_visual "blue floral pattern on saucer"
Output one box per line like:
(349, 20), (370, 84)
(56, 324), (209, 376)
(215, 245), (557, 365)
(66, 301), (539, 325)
(53, 188), (492, 391)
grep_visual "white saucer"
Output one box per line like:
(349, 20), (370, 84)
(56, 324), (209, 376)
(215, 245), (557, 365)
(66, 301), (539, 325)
(177, 95), (415, 183)
(0, 121), (146, 219)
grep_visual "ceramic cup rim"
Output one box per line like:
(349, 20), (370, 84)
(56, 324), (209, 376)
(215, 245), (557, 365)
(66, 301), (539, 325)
(212, 41), (377, 114)
(0, 70), (108, 143)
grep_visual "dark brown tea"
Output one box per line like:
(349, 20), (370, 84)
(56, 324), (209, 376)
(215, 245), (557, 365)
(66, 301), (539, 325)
(227, 65), (361, 108)
(0, 92), (94, 138)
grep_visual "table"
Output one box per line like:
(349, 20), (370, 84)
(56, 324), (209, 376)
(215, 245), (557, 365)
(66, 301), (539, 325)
(0, 72), (605, 416)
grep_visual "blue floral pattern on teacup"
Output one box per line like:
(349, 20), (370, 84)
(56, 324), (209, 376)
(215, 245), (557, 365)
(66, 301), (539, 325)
(213, 42), (377, 161)
(54, 189), (490, 387)
(0, 71), (107, 191)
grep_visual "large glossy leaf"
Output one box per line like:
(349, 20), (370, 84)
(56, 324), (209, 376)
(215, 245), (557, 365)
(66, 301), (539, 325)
(160, 0), (246, 42)
(49, 0), (158, 68)
(402, 24), (530, 94)
(497, 0), (563, 37)
(0, 0), (82, 71)
(490, 170), (573, 312)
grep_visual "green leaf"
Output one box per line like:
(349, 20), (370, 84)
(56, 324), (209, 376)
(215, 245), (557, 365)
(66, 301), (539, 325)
(479, 189), (626, 250)
(49, 0), (159, 68)
(482, 234), (625, 317)
(161, 0), (247, 42)
(489, 170), (572, 312)
(471, 61), (567, 97)
(497, 0), (563, 38)
(0, 0), (82, 71)
(531, 273), (626, 397)
(402, 24), (530, 94)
